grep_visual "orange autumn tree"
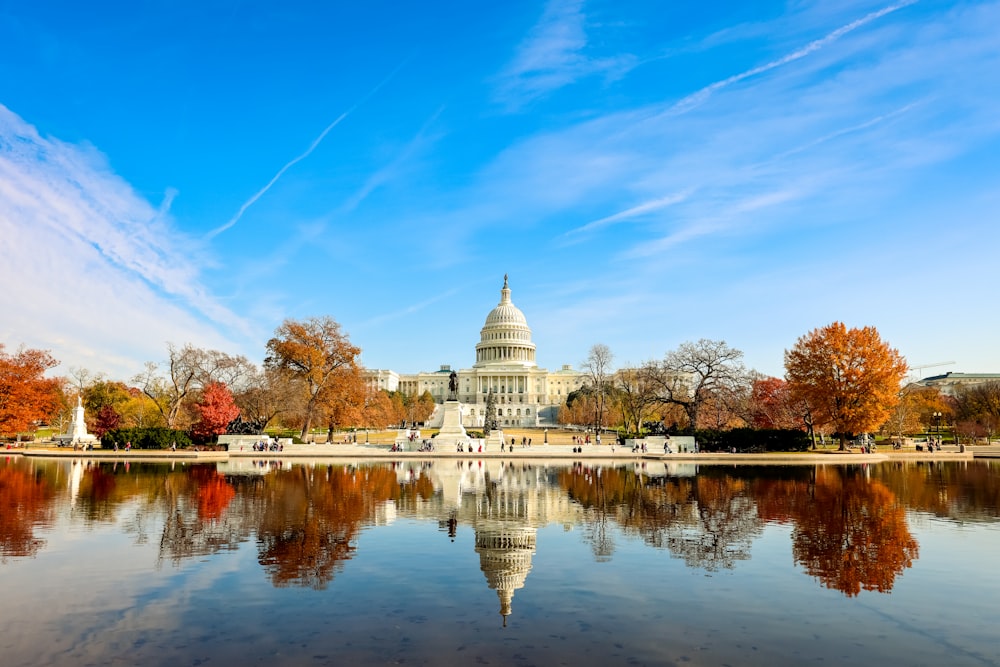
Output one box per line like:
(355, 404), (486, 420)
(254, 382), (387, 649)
(784, 322), (907, 450)
(265, 317), (361, 442)
(319, 364), (365, 441)
(362, 387), (398, 431)
(0, 344), (61, 437)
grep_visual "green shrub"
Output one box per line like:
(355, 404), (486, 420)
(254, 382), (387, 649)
(103, 427), (192, 450)
(695, 428), (810, 453)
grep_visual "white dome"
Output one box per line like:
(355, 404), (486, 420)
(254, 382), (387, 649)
(474, 275), (537, 368)
(485, 301), (528, 327)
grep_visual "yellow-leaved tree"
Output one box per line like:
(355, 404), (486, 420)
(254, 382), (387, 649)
(784, 322), (907, 450)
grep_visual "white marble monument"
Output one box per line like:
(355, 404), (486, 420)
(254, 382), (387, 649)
(55, 396), (99, 447)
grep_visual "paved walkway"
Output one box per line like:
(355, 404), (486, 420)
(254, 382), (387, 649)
(13, 444), (995, 463)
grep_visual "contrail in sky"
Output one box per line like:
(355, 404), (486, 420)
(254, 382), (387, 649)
(207, 60), (408, 239)
(668, 0), (917, 114)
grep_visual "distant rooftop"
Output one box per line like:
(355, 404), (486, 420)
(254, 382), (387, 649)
(920, 372), (1000, 382)
(914, 372), (1000, 396)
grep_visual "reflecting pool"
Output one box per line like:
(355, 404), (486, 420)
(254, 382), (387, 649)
(2, 456), (999, 666)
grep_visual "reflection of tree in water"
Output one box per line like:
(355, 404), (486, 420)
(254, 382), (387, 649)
(254, 465), (399, 589)
(156, 465), (246, 565)
(195, 468), (236, 521)
(648, 476), (762, 571)
(557, 466), (762, 569)
(0, 462), (57, 560)
(3, 460), (245, 564)
(557, 463), (924, 590)
(581, 508), (615, 562)
(75, 464), (121, 523)
(104, 462), (405, 586)
(11, 458), (952, 599)
(393, 464), (437, 514)
(784, 467), (918, 596)
(873, 460), (1000, 523)
(558, 465), (623, 561)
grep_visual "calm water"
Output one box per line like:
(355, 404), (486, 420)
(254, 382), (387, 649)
(2, 456), (998, 667)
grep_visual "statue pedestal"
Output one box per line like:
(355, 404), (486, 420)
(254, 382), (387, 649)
(435, 400), (470, 449)
(486, 430), (506, 450)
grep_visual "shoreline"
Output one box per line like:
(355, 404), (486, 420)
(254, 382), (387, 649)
(10, 443), (992, 464)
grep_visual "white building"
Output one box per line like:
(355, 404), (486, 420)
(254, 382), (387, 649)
(913, 372), (1000, 397)
(365, 276), (586, 428)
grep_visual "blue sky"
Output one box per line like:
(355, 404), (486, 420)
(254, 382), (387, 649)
(1, 0), (998, 382)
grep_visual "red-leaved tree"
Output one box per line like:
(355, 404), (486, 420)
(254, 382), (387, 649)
(92, 404), (122, 438)
(191, 382), (240, 440)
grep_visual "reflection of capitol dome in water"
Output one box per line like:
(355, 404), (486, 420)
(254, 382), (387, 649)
(475, 525), (537, 626)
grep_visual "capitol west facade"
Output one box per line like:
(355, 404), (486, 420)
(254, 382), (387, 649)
(366, 276), (585, 428)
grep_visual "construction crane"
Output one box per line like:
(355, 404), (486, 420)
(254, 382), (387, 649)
(908, 361), (955, 380)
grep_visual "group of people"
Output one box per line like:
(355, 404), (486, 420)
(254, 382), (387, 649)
(916, 439), (942, 452)
(500, 436), (532, 452)
(251, 440), (282, 452)
(392, 440), (435, 452)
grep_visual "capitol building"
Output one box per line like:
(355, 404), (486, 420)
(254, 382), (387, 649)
(365, 276), (586, 428)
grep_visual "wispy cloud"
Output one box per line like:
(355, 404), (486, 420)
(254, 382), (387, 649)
(766, 102), (921, 163)
(359, 288), (461, 328)
(207, 60), (408, 239)
(562, 190), (692, 241)
(495, 0), (635, 107)
(205, 110), (352, 240)
(0, 105), (252, 376)
(341, 105), (445, 213)
(446, 0), (938, 267)
(666, 0), (918, 115)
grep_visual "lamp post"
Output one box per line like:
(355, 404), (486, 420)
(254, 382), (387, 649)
(933, 412), (942, 435)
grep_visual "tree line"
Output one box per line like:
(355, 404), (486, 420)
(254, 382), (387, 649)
(0, 317), (435, 444)
(2, 319), (997, 446)
(559, 322), (996, 449)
